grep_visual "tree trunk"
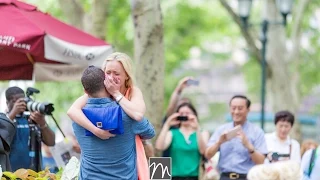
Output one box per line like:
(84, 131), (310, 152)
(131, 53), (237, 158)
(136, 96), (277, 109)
(89, 0), (109, 40)
(58, 0), (85, 30)
(264, 0), (301, 141)
(58, 0), (109, 39)
(131, 0), (164, 133)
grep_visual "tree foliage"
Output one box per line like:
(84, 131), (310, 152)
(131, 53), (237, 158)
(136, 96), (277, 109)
(20, 0), (320, 123)
(19, 0), (239, 119)
(242, 0), (320, 100)
(163, 0), (239, 73)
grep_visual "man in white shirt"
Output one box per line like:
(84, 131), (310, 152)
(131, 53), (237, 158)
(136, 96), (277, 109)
(265, 110), (301, 163)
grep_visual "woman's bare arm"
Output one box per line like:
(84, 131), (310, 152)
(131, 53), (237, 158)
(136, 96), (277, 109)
(67, 94), (115, 139)
(67, 95), (94, 131)
(116, 86), (146, 121)
(165, 77), (190, 117)
(197, 130), (210, 155)
(155, 124), (173, 151)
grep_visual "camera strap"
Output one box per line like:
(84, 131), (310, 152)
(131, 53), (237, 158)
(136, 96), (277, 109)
(289, 140), (292, 158)
(278, 139), (292, 157)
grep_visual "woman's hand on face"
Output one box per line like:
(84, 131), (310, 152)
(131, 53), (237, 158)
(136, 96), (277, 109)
(164, 113), (180, 128)
(188, 114), (199, 130)
(104, 75), (121, 96)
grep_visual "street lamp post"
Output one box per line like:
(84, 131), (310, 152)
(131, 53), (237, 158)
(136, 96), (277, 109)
(238, 0), (293, 130)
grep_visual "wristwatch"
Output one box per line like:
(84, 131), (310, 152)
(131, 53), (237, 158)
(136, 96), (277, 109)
(249, 148), (255, 154)
(115, 94), (124, 103)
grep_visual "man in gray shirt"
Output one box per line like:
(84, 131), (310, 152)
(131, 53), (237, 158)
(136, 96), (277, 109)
(72, 66), (155, 180)
(205, 95), (268, 180)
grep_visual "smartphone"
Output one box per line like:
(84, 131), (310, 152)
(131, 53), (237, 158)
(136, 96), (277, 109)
(186, 79), (199, 86)
(226, 125), (241, 140)
(177, 116), (188, 121)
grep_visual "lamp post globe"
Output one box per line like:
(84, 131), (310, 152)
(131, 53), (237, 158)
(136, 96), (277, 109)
(276, 0), (294, 25)
(238, 0), (252, 27)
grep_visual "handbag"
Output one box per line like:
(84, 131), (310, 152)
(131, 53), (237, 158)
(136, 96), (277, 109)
(201, 153), (220, 180)
(82, 105), (123, 136)
(203, 159), (220, 180)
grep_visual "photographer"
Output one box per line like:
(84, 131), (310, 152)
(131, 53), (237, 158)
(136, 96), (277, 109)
(161, 77), (193, 158)
(5, 86), (55, 171)
(265, 111), (300, 163)
(155, 102), (209, 180)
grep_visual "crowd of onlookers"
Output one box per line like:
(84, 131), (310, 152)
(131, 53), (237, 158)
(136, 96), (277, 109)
(155, 77), (320, 180)
(1, 52), (319, 180)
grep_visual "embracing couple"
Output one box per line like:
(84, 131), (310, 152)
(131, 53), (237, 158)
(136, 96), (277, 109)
(67, 52), (155, 180)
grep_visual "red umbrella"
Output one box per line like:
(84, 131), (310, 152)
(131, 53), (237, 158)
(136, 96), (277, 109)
(0, 0), (112, 81)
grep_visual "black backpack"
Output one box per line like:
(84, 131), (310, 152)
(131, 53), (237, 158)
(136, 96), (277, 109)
(0, 113), (16, 171)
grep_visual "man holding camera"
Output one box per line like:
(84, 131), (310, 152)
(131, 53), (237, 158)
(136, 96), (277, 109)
(5, 86), (55, 171)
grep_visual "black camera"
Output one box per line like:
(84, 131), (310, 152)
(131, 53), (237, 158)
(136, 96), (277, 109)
(177, 116), (188, 121)
(24, 87), (54, 115)
(271, 152), (279, 161)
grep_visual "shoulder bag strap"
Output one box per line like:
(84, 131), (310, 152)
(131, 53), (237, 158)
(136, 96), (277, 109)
(308, 148), (317, 177)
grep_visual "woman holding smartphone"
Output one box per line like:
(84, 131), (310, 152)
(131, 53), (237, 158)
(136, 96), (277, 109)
(155, 102), (209, 180)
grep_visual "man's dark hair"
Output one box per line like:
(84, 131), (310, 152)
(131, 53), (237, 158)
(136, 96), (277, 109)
(5, 86), (24, 101)
(229, 95), (251, 108)
(176, 102), (198, 118)
(81, 66), (105, 95)
(274, 110), (295, 126)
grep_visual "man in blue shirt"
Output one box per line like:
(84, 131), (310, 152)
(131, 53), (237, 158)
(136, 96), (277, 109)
(205, 95), (267, 180)
(72, 66), (155, 180)
(5, 87), (55, 171)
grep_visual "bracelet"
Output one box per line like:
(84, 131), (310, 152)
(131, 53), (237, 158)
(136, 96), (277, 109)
(142, 139), (151, 145)
(39, 123), (48, 130)
(116, 94), (124, 103)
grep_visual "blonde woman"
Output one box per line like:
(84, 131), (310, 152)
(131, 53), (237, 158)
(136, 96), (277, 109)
(68, 52), (145, 137)
(67, 52), (150, 180)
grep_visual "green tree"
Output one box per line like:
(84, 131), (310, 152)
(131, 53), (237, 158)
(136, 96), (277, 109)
(220, 0), (319, 140)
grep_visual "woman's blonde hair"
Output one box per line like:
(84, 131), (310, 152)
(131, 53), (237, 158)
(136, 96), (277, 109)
(301, 139), (319, 157)
(102, 52), (135, 88)
(247, 161), (301, 180)
(247, 164), (279, 180)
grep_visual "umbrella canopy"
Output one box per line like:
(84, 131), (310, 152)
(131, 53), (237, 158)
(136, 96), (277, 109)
(0, 0), (112, 81)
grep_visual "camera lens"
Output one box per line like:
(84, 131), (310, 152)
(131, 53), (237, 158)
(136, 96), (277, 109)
(26, 100), (54, 115)
(271, 152), (279, 161)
